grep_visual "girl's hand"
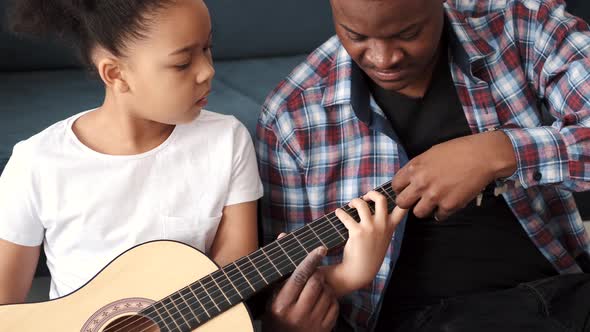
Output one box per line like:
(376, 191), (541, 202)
(323, 191), (407, 297)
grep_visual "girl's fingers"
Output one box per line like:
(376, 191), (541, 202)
(335, 208), (360, 233)
(348, 198), (372, 227)
(389, 206), (408, 229)
(362, 191), (388, 226)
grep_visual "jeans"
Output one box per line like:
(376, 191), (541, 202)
(371, 273), (590, 332)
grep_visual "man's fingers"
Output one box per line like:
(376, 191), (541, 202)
(277, 232), (287, 239)
(394, 182), (421, 210)
(392, 162), (412, 194)
(321, 298), (340, 330)
(290, 271), (325, 319)
(309, 285), (335, 322)
(412, 196), (437, 219)
(434, 207), (453, 222)
(272, 246), (326, 311)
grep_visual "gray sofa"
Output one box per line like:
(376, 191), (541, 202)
(1, 0), (589, 305)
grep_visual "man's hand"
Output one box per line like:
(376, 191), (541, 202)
(392, 131), (517, 221)
(264, 246), (339, 332)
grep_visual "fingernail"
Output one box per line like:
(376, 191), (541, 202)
(317, 246), (327, 256)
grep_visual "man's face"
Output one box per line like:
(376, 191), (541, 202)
(331, 0), (445, 95)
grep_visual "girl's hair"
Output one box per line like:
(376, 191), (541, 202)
(7, 0), (175, 69)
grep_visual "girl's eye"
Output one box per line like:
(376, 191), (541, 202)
(175, 62), (191, 70)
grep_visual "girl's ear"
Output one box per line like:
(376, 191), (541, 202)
(96, 57), (130, 93)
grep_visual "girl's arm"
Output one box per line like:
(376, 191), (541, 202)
(0, 239), (40, 304)
(209, 200), (258, 267)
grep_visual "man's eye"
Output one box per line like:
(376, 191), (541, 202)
(399, 30), (420, 41)
(348, 33), (366, 42)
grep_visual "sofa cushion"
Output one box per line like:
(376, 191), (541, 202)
(214, 55), (307, 103)
(0, 55), (306, 174)
(206, 0), (334, 59)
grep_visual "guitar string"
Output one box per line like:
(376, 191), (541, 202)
(107, 205), (361, 332)
(109, 185), (396, 332)
(126, 200), (392, 332)
(111, 185), (396, 332)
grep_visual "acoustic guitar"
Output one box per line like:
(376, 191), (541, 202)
(0, 182), (396, 331)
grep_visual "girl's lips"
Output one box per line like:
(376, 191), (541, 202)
(195, 96), (208, 107)
(195, 91), (210, 107)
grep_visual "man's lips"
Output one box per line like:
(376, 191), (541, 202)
(371, 69), (407, 81)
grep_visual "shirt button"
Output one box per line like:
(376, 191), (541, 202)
(533, 172), (542, 181)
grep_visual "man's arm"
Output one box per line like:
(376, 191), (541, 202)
(501, 0), (590, 191)
(256, 106), (339, 331)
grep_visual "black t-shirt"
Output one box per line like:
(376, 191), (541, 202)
(371, 45), (557, 328)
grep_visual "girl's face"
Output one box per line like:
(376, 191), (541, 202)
(119, 0), (214, 125)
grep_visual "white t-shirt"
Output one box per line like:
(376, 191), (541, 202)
(0, 110), (263, 299)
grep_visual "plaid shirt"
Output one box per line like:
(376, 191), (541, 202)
(256, 0), (590, 330)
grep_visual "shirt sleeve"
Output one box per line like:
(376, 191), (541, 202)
(502, 0), (590, 191)
(0, 142), (44, 246)
(255, 105), (311, 245)
(224, 120), (264, 206)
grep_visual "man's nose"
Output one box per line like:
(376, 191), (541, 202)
(365, 41), (404, 70)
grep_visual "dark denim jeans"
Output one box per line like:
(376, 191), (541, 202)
(370, 274), (590, 332)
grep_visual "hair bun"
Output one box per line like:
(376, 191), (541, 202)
(73, 0), (96, 12)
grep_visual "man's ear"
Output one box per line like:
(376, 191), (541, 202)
(95, 56), (130, 93)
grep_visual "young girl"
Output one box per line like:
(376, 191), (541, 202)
(0, 0), (263, 303)
(0, 2), (405, 330)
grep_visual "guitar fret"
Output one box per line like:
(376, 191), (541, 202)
(219, 267), (244, 298)
(224, 262), (256, 299)
(251, 249), (283, 281)
(198, 278), (221, 312)
(179, 288), (203, 324)
(146, 303), (170, 332)
(260, 247), (282, 276)
(276, 240), (297, 268)
(327, 213), (347, 241)
(292, 235), (309, 254)
(308, 225), (327, 247)
(263, 241), (293, 276)
(233, 261), (256, 291)
(158, 297), (184, 332)
(210, 273), (232, 305)
(169, 293), (193, 329)
(247, 255), (269, 285)
(237, 256), (265, 290)
(188, 283), (211, 318)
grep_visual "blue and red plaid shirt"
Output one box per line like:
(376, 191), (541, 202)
(256, 0), (590, 330)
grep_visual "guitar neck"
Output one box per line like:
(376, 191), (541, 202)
(140, 181), (396, 330)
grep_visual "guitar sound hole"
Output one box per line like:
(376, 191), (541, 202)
(102, 314), (160, 332)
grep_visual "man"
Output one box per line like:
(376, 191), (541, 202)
(257, 0), (590, 331)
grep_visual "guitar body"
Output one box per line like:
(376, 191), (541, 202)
(0, 241), (254, 332)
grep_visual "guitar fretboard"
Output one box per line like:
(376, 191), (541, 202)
(139, 181), (396, 331)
